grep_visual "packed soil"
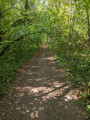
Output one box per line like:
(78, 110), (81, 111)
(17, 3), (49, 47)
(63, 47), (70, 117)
(0, 45), (88, 120)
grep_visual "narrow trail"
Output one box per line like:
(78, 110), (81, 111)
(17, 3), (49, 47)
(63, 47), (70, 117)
(0, 45), (86, 120)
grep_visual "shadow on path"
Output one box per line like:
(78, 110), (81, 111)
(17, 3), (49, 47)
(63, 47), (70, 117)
(0, 45), (86, 120)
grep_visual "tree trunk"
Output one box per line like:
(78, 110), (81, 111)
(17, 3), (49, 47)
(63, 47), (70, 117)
(87, 9), (90, 41)
(25, 0), (29, 10)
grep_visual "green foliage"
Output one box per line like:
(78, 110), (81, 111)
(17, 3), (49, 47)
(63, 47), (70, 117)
(78, 95), (87, 107)
(0, 39), (41, 92)
(42, 0), (90, 85)
(37, 0), (90, 115)
(0, 0), (90, 114)
(0, 0), (42, 93)
(87, 105), (90, 114)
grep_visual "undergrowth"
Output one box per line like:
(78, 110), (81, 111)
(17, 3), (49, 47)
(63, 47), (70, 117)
(0, 40), (41, 94)
(48, 41), (90, 116)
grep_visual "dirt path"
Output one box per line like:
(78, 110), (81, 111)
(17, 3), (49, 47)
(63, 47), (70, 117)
(0, 45), (87, 120)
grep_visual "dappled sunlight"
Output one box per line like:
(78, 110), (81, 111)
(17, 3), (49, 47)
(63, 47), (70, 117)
(42, 86), (70, 101)
(18, 69), (38, 76)
(36, 78), (42, 81)
(49, 61), (56, 64)
(14, 78), (78, 119)
(13, 82), (79, 120)
(16, 81), (68, 98)
(0, 0), (88, 118)
(44, 56), (54, 61)
(30, 107), (44, 119)
(30, 110), (39, 118)
(64, 90), (78, 101)
(53, 81), (65, 88)
(3, 46), (81, 120)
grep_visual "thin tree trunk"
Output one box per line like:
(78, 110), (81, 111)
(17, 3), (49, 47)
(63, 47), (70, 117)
(66, 0), (73, 60)
(87, 9), (90, 41)
(25, 0), (29, 10)
(68, 0), (72, 46)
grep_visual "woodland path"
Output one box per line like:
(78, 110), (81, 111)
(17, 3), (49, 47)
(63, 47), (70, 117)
(0, 45), (87, 120)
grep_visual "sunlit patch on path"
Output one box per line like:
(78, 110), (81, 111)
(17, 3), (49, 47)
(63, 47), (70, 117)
(0, 45), (85, 120)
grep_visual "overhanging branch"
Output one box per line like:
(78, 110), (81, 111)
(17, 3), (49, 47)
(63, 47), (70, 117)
(0, 29), (61, 57)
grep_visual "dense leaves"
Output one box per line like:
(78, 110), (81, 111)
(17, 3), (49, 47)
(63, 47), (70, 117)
(39, 0), (90, 85)
(38, 0), (90, 113)
(0, 1), (90, 112)
(0, 0), (42, 92)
